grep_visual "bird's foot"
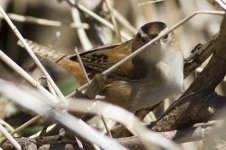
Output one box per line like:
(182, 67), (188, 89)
(84, 74), (106, 99)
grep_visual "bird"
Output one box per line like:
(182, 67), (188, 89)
(18, 21), (184, 113)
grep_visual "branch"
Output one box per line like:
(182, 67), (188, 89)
(118, 121), (216, 149)
(0, 6), (67, 106)
(150, 13), (226, 132)
(0, 13), (89, 29)
(184, 32), (219, 77)
(1, 121), (219, 150)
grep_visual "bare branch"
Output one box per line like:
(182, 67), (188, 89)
(0, 124), (21, 150)
(104, 0), (122, 42)
(0, 13), (89, 29)
(64, 0), (132, 40)
(71, 10), (224, 93)
(0, 6), (67, 107)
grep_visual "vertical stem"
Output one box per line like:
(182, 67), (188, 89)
(0, 6), (67, 107)
(104, 0), (122, 42)
(0, 124), (21, 150)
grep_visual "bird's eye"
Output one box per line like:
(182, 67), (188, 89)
(140, 37), (146, 43)
(163, 34), (168, 40)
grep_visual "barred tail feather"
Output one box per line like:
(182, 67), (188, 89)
(18, 39), (87, 85)
(17, 39), (66, 62)
(58, 58), (87, 85)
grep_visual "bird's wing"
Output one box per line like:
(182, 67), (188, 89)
(17, 39), (66, 63)
(68, 40), (136, 79)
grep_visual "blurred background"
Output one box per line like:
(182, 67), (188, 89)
(0, 0), (222, 90)
(0, 0), (223, 149)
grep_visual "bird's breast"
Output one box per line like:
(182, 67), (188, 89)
(129, 49), (184, 112)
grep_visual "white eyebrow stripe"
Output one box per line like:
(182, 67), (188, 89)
(138, 29), (150, 41)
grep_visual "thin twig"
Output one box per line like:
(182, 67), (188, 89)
(1, 120), (220, 149)
(0, 13), (89, 29)
(75, 137), (85, 149)
(0, 50), (60, 144)
(118, 121), (218, 149)
(137, 0), (164, 6)
(215, 0), (226, 10)
(74, 48), (90, 82)
(74, 48), (112, 138)
(104, 0), (122, 42)
(0, 119), (14, 133)
(0, 124), (21, 150)
(67, 99), (181, 150)
(0, 79), (128, 150)
(65, 0), (132, 40)
(77, 3), (131, 40)
(0, 50), (70, 145)
(113, 9), (137, 35)
(39, 76), (58, 98)
(47, 79), (58, 97)
(0, 49), (36, 86)
(0, 50), (59, 106)
(71, 8), (93, 50)
(73, 49), (104, 150)
(0, 116), (41, 144)
(69, 10), (224, 93)
(101, 11), (224, 76)
(0, 6), (67, 107)
(100, 115), (113, 138)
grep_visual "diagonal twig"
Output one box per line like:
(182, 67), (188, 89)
(215, 0), (226, 10)
(71, 7), (93, 50)
(73, 48), (112, 138)
(0, 6), (67, 107)
(0, 116), (41, 144)
(0, 124), (21, 150)
(137, 0), (164, 6)
(0, 79), (128, 150)
(112, 9), (137, 35)
(64, 0), (132, 40)
(68, 10), (224, 94)
(74, 48), (90, 83)
(0, 50), (59, 105)
(104, 0), (122, 42)
(0, 50), (60, 143)
(0, 13), (89, 29)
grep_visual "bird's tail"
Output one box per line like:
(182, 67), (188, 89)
(17, 39), (87, 85)
(17, 39), (66, 63)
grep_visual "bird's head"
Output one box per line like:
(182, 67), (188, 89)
(132, 21), (175, 51)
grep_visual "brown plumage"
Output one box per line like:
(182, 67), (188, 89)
(69, 22), (184, 112)
(19, 22), (184, 112)
(18, 40), (88, 85)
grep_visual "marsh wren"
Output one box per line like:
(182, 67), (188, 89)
(18, 22), (184, 113)
(70, 21), (184, 112)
